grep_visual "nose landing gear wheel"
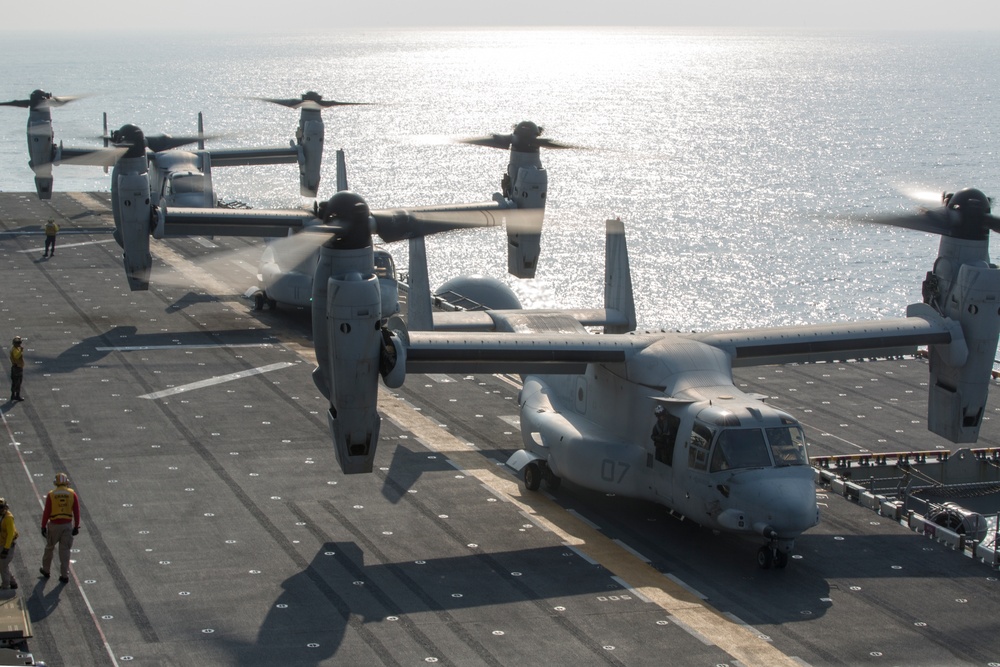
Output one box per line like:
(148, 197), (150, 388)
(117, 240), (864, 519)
(756, 545), (773, 569)
(757, 545), (790, 569)
(523, 461), (541, 491)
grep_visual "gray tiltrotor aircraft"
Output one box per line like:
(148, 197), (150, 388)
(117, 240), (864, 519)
(1, 89), (351, 204)
(98, 119), (561, 310)
(3, 90), (375, 290)
(251, 120), (570, 310)
(1, 89), (89, 198)
(135, 184), (1000, 567)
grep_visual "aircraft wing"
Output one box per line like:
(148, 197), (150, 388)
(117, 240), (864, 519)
(206, 146), (298, 167)
(401, 330), (660, 375)
(156, 207), (315, 238)
(688, 310), (956, 367)
(428, 308), (632, 332)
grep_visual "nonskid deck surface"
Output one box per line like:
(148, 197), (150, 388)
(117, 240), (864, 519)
(1, 192), (998, 667)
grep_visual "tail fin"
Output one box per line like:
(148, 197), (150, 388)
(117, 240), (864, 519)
(197, 112), (205, 151)
(102, 112), (110, 173)
(604, 218), (636, 334)
(405, 236), (433, 331)
(335, 149), (348, 192)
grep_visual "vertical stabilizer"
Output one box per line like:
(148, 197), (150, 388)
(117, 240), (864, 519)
(405, 236), (433, 331)
(336, 149), (348, 192)
(604, 218), (636, 334)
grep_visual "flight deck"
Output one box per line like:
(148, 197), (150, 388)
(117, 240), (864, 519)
(2, 192), (1000, 666)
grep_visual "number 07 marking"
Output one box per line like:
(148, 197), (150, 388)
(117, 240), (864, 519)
(601, 459), (630, 483)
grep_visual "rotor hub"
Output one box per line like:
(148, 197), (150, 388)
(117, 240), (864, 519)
(318, 191), (372, 250)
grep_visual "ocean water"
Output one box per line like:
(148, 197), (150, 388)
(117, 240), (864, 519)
(2, 28), (999, 333)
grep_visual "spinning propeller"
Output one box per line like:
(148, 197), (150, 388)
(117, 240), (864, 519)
(874, 188), (1000, 241)
(254, 190), (507, 474)
(865, 186), (1000, 444)
(102, 123), (208, 156)
(256, 90), (372, 111)
(459, 120), (579, 153)
(1, 90), (91, 197)
(0, 89), (83, 111)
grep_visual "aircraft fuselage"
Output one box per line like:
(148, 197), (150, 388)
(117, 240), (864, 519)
(517, 354), (820, 555)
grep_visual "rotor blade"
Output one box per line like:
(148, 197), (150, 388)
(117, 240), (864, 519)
(1, 93), (83, 110)
(371, 207), (542, 243)
(458, 134), (514, 150)
(458, 133), (582, 151)
(145, 134), (209, 152)
(870, 209), (955, 236)
(536, 137), (580, 150)
(263, 225), (340, 267)
(58, 146), (128, 167)
(256, 97), (372, 111)
(40, 94), (84, 109)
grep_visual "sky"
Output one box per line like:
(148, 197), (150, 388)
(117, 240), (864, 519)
(1, 0), (999, 32)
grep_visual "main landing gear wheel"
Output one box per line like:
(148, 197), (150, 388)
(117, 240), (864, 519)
(254, 293), (278, 311)
(523, 462), (541, 491)
(757, 545), (789, 569)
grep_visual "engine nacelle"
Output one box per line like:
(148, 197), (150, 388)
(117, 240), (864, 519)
(297, 109), (324, 198)
(27, 115), (55, 199)
(313, 244), (382, 474)
(506, 166), (547, 279)
(923, 262), (1000, 442)
(113, 159), (154, 291)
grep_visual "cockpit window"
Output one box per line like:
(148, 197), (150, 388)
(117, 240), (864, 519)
(710, 428), (771, 472)
(688, 423), (714, 471)
(374, 252), (395, 279)
(766, 426), (808, 466)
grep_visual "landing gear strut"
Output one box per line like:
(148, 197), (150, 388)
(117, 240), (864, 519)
(523, 461), (561, 492)
(757, 544), (789, 569)
(253, 292), (278, 311)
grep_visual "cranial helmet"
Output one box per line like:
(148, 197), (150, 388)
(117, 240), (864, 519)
(12, 336), (21, 345)
(0, 497), (6, 512)
(54, 472), (69, 486)
(654, 404), (666, 416)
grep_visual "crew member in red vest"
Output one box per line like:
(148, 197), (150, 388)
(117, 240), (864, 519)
(40, 472), (80, 584)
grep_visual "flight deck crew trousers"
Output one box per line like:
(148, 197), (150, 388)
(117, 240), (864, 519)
(42, 522), (74, 578)
(0, 543), (14, 589)
(10, 366), (22, 401)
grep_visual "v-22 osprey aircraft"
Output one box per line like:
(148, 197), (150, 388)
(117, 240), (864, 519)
(252, 120), (574, 310)
(132, 179), (1000, 567)
(1, 90), (369, 290)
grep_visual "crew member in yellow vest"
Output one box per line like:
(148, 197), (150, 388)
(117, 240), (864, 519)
(43, 218), (59, 257)
(9, 335), (24, 402)
(0, 497), (18, 590)
(40, 472), (80, 584)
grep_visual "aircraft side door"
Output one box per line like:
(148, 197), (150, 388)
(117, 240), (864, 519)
(649, 413), (681, 504)
(680, 423), (714, 517)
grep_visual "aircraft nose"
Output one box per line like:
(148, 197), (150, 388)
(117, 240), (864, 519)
(733, 468), (818, 537)
(761, 473), (819, 535)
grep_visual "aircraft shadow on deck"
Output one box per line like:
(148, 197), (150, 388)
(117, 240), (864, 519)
(226, 540), (743, 663)
(380, 443), (460, 504)
(31, 325), (280, 374)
